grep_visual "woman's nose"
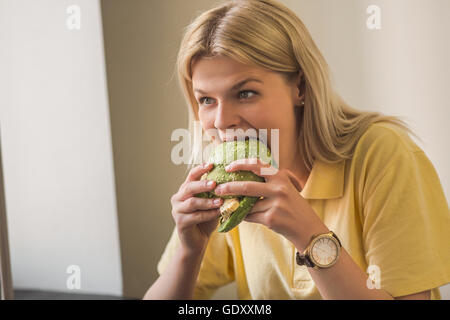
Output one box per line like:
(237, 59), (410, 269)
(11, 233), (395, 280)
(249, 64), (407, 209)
(213, 102), (240, 130)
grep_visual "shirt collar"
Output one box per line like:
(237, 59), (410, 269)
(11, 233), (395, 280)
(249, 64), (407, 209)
(300, 159), (346, 200)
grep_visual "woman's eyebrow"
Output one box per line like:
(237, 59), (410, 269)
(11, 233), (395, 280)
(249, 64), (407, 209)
(194, 77), (263, 94)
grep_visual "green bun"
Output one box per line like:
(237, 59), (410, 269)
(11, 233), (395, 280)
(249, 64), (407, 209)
(194, 138), (273, 232)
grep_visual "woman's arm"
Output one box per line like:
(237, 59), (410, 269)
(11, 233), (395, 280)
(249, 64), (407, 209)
(144, 163), (223, 300)
(300, 228), (395, 300)
(294, 223), (430, 300)
(142, 246), (206, 300)
(220, 160), (435, 300)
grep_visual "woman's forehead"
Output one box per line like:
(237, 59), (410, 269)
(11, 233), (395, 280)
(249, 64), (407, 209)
(192, 56), (263, 78)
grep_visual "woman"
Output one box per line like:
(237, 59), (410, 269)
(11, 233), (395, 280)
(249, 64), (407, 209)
(144, 0), (449, 300)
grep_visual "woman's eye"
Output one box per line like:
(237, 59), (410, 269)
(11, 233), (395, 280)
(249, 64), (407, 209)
(198, 90), (258, 106)
(238, 90), (257, 99)
(199, 97), (214, 105)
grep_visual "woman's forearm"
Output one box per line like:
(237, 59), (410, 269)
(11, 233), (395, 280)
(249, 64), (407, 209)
(143, 246), (206, 300)
(308, 246), (394, 299)
(293, 223), (394, 300)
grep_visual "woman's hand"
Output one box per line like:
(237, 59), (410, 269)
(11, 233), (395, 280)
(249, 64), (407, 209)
(214, 158), (328, 251)
(170, 163), (223, 254)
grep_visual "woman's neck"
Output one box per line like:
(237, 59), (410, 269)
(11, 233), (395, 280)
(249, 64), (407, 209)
(283, 149), (310, 191)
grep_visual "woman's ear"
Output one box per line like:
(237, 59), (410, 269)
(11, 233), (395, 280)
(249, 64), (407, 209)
(293, 70), (306, 106)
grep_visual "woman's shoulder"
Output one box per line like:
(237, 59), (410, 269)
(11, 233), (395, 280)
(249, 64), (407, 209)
(349, 121), (426, 182)
(356, 121), (422, 155)
(353, 121), (423, 164)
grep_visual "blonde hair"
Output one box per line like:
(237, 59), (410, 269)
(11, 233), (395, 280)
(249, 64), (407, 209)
(176, 0), (419, 173)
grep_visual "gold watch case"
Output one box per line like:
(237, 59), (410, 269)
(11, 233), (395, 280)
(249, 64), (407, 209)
(306, 232), (341, 269)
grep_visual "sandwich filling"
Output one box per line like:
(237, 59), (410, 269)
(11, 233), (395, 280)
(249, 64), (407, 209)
(219, 197), (241, 224)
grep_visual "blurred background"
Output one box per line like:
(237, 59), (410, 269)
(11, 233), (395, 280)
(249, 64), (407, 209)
(0, 0), (448, 299)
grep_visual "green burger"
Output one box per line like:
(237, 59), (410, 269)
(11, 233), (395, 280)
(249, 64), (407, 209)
(194, 138), (273, 233)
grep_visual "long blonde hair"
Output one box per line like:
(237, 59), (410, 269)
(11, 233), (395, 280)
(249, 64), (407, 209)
(176, 0), (418, 173)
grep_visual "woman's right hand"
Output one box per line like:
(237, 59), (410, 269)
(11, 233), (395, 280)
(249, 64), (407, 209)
(170, 162), (223, 254)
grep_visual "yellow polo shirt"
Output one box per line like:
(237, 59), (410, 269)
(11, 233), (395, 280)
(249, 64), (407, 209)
(157, 122), (450, 299)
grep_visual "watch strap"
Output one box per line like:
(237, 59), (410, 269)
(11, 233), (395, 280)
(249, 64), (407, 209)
(296, 251), (315, 268)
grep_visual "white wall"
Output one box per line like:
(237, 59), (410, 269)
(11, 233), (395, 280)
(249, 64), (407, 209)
(0, 0), (122, 295)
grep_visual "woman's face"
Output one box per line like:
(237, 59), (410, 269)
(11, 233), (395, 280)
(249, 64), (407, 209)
(191, 55), (303, 170)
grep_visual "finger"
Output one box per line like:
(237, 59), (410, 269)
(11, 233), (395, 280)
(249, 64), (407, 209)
(180, 209), (221, 226)
(243, 210), (267, 224)
(214, 181), (276, 198)
(178, 179), (217, 201)
(225, 158), (278, 178)
(186, 162), (214, 182)
(177, 197), (223, 213)
(248, 198), (271, 214)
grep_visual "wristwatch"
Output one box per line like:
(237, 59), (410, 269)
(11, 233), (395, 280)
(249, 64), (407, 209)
(296, 231), (342, 269)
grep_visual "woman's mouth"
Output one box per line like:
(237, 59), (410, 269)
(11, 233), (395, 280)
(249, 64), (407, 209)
(221, 134), (260, 143)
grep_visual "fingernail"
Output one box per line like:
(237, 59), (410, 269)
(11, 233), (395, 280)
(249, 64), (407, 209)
(214, 185), (222, 193)
(207, 180), (215, 187)
(213, 198), (221, 205)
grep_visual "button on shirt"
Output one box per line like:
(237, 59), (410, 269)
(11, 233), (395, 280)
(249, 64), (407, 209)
(157, 122), (450, 299)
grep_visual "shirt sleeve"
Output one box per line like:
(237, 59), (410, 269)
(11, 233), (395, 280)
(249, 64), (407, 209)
(360, 126), (450, 298)
(157, 225), (235, 299)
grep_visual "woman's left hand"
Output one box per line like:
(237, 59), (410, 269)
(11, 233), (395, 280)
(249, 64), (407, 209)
(213, 158), (329, 251)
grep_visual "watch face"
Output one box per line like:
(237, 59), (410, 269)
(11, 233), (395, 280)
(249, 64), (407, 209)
(311, 236), (339, 267)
